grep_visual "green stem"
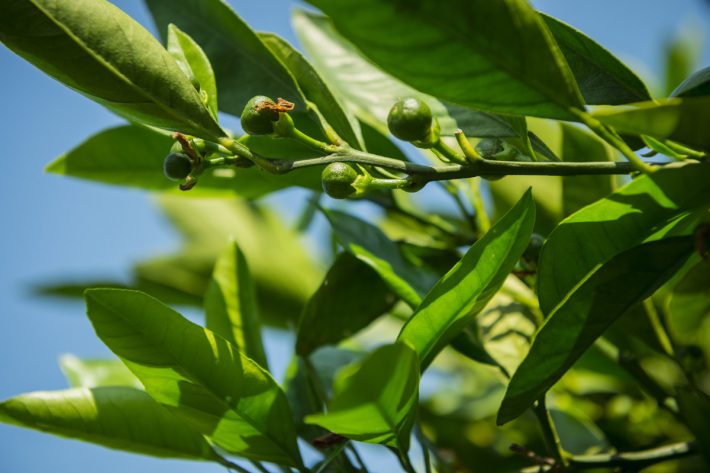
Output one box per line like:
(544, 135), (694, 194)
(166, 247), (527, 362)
(249, 461), (271, 473)
(568, 441), (697, 470)
(575, 110), (655, 174)
(313, 441), (350, 473)
(434, 139), (467, 164)
(215, 455), (253, 473)
(643, 299), (675, 357)
(394, 448), (417, 473)
(468, 178), (491, 234)
(440, 182), (477, 234)
(454, 129), (483, 163)
(287, 127), (340, 154)
(414, 429), (455, 473)
(532, 396), (569, 468)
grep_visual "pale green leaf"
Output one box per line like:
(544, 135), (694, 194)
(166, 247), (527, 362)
(204, 241), (268, 369)
(59, 355), (141, 389)
(85, 289), (303, 466)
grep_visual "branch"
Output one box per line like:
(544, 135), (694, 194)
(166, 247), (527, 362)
(568, 441), (697, 470)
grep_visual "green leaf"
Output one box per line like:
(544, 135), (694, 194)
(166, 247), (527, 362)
(292, 9), (453, 135)
(0, 387), (218, 460)
(677, 387), (710, 466)
(259, 33), (364, 150)
(285, 348), (363, 441)
(489, 175), (562, 235)
(324, 209), (437, 308)
(305, 0), (583, 119)
(444, 103), (527, 139)
(550, 408), (611, 456)
(667, 260), (710, 345)
(59, 355), (141, 389)
(296, 253), (396, 356)
(46, 125), (322, 197)
(594, 97), (710, 152)
(167, 24), (218, 119)
(145, 0), (305, 115)
(498, 237), (695, 424)
(305, 343), (419, 450)
(560, 124), (615, 216)
(0, 0), (223, 139)
(541, 14), (651, 105)
(672, 66), (710, 98)
(85, 289), (303, 466)
(204, 241), (268, 369)
(663, 30), (702, 96)
(538, 162), (710, 314)
(398, 190), (536, 369)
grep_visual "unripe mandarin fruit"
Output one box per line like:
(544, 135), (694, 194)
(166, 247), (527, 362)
(322, 162), (358, 199)
(163, 152), (193, 181)
(387, 97), (433, 142)
(241, 95), (280, 135)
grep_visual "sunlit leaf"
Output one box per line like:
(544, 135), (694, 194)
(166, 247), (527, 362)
(0, 387), (218, 460)
(499, 237), (695, 424)
(85, 289), (303, 466)
(398, 190), (535, 369)
(59, 355), (141, 389)
(0, 0), (223, 139)
(306, 343), (419, 451)
(204, 241), (268, 368)
(305, 0), (584, 119)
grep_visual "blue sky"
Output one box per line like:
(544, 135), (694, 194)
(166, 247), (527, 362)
(0, 1), (708, 472)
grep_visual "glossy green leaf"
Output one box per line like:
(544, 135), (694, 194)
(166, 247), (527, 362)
(305, 0), (583, 120)
(59, 355), (141, 389)
(444, 104), (527, 139)
(541, 14), (651, 105)
(204, 241), (267, 369)
(85, 289), (303, 466)
(498, 237), (695, 424)
(667, 260), (710, 345)
(146, 0), (305, 115)
(296, 253), (395, 356)
(538, 162), (710, 314)
(46, 125), (322, 198)
(0, 387), (218, 460)
(672, 66), (710, 98)
(167, 24), (218, 119)
(259, 33), (364, 150)
(560, 124), (615, 216)
(642, 135), (688, 160)
(292, 9), (453, 135)
(398, 190), (536, 369)
(0, 0), (223, 139)
(305, 343), (419, 450)
(594, 97), (710, 152)
(324, 209), (436, 309)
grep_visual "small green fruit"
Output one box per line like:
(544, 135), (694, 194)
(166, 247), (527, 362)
(163, 152), (193, 181)
(241, 95), (280, 135)
(387, 97), (433, 142)
(322, 162), (358, 199)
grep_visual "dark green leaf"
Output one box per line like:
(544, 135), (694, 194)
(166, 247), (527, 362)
(296, 253), (396, 356)
(204, 241), (268, 369)
(398, 190), (536, 369)
(0, 387), (218, 460)
(59, 355), (142, 389)
(667, 260), (710, 345)
(145, 0), (305, 115)
(85, 289), (303, 466)
(259, 33), (364, 150)
(444, 103), (527, 138)
(305, 0), (584, 119)
(167, 24), (218, 119)
(677, 387), (710, 466)
(542, 14), (651, 105)
(324, 209), (436, 308)
(0, 0), (223, 139)
(305, 343), (419, 450)
(672, 66), (710, 98)
(498, 237), (695, 424)
(560, 124), (615, 216)
(46, 125), (322, 198)
(538, 162), (710, 314)
(594, 97), (710, 152)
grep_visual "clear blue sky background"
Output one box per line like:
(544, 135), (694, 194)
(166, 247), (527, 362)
(1, 1), (708, 472)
